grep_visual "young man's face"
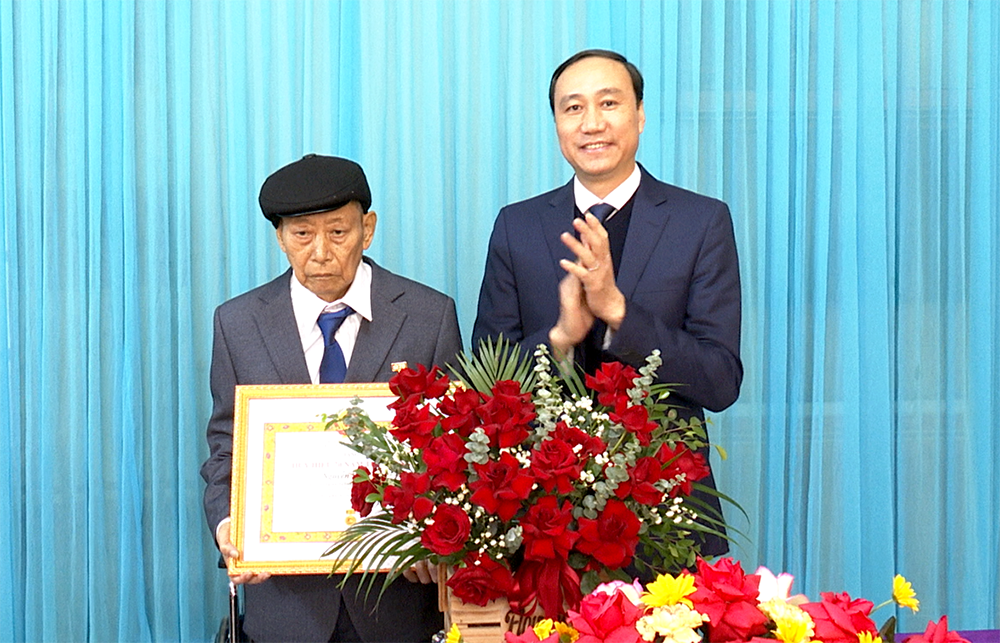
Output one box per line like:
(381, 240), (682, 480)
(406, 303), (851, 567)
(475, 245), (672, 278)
(275, 202), (377, 302)
(552, 56), (645, 197)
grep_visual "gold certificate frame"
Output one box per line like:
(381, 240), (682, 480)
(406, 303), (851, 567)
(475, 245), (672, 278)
(229, 383), (394, 575)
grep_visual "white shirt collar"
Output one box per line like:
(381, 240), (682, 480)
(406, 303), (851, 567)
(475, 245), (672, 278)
(573, 163), (641, 216)
(288, 259), (373, 338)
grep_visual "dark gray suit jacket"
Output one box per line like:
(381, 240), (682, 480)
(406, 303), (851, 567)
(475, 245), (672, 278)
(201, 258), (463, 642)
(473, 168), (742, 557)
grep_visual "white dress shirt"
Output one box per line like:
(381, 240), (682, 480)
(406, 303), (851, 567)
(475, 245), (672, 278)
(289, 259), (373, 384)
(573, 163), (641, 221)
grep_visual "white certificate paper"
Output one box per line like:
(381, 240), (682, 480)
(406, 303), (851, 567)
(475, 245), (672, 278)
(229, 384), (395, 575)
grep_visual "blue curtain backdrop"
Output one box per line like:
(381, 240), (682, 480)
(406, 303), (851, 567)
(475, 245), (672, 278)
(2, 0), (998, 640)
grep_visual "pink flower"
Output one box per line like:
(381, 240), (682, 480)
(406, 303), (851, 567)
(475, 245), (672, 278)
(689, 557), (768, 642)
(903, 616), (971, 643)
(566, 579), (646, 643)
(800, 591), (877, 643)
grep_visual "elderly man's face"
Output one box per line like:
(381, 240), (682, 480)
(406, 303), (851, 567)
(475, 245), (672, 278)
(552, 56), (645, 197)
(275, 202), (377, 302)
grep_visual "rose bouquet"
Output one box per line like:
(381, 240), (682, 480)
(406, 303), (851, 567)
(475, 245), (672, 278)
(493, 556), (968, 643)
(323, 340), (734, 620)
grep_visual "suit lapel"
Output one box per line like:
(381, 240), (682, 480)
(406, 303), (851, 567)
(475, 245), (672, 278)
(616, 171), (672, 298)
(345, 260), (403, 383)
(251, 270), (311, 384)
(541, 180), (577, 272)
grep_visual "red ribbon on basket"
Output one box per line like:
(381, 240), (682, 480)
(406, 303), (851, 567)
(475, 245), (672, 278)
(510, 558), (582, 619)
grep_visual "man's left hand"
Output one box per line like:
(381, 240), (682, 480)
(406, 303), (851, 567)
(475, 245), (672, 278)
(559, 213), (626, 330)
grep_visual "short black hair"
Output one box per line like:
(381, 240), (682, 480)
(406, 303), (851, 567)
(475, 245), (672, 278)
(548, 49), (644, 112)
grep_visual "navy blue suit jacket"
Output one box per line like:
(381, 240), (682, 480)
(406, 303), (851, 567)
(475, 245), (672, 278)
(201, 258), (462, 642)
(473, 168), (742, 555)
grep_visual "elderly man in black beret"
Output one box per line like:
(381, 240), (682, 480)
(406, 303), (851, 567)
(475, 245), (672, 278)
(200, 155), (461, 642)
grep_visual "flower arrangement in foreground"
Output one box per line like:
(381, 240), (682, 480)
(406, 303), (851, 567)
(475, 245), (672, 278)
(479, 556), (967, 643)
(324, 340), (733, 618)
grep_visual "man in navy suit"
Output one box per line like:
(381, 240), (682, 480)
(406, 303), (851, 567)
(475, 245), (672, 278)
(473, 50), (742, 557)
(201, 155), (462, 642)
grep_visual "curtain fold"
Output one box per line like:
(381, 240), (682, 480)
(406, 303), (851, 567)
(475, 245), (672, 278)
(1, 1), (997, 640)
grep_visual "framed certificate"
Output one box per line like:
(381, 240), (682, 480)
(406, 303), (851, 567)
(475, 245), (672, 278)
(228, 383), (394, 575)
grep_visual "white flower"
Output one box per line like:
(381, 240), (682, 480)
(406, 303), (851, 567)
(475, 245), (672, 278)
(636, 604), (708, 643)
(754, 566), (796, 602)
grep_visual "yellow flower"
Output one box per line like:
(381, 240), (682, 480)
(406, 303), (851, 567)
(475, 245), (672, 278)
(533, 619), (555, 640)
(893, 575), (920, 612)
(857, 632), (883, 643)
(760, 599), (816, 643)
(554, 621), (580, 642)
(445, 623), (463, 643)
(642, 572), (697, 607)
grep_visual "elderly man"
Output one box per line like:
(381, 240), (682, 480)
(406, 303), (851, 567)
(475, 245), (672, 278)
(473, 50), (742, 558)
(201, 155), (461, 642)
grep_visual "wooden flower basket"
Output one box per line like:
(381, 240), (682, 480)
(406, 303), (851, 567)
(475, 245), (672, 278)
(438, 565), (546, 643)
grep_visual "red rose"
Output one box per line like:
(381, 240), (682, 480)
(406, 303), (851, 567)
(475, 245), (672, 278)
(658, 443), (710, 496)
(902, 616), (971, 643)
(801, 592), (877, 643)
(614, 456), (665, 506)
(530, 437), (582, 494)
(478, 380), (536, 448)
(585, 361), (640, 408)
(574, 499), (640, 569)
(389, 403), (440, 449)
(447, 553), (515, 606)
(423, 433), (469, 491)
(438, 388), (486, 437)
(689, 557), (768, 642)
(388, 364), (449, 404)
(350, 466), (378, 517)
(468, 452), (534, 521)
(421, 504), (471, 557)
(566, 581), (645, 643)
(552, 421), (605, 458)
(610, 402), (657, 446)
(382, 471), (433, 523)
(521, 496), (578, 561)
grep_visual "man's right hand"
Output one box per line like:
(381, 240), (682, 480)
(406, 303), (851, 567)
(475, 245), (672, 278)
(217, 517), (271, 585)
(549, 272), (595, 357)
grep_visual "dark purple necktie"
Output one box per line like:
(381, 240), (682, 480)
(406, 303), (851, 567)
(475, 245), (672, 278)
(588, 202), (615, 222)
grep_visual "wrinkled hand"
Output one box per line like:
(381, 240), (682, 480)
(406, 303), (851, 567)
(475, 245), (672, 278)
(559, 213), (626, 330)
(549, 272), (595, 357)
(218, 518), (271, 586)
(402, 559), (439, 584)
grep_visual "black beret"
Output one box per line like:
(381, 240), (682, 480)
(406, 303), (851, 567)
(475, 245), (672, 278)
(258, 154), (372, 227)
